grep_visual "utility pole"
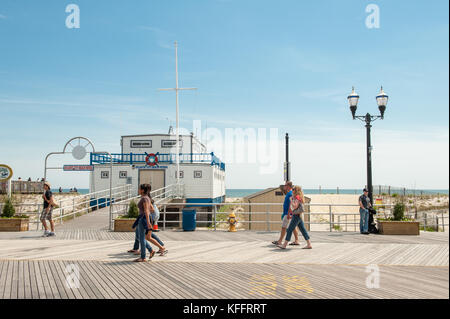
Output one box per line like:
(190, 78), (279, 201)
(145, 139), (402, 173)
(284, 133), (291, 182)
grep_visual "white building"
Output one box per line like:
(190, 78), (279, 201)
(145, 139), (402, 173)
(89, 132), (226, 205)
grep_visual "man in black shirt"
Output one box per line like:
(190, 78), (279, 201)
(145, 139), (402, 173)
(40, 182), (56, 237)
(359, 188), (371, 235)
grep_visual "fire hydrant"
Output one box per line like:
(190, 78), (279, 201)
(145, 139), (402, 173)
(227, 212), (237, 232)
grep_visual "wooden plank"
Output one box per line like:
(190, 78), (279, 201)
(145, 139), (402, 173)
(75, 260), (105, 299)
(9, 260), (19, 299)
(17, 260), (24, 299)
(38, 260), (54, 299)
(0, 261), (9, 299)
(92, 260), (133, 299)
(55, 260), (83, 299)
(2, 260), (13, 299)
(83, 260), (119, 299)
(100, 259), (148, 299)
(28, 261), (40, 299)
(23, 261), (33, 299)
(45, 260), (69, 299)
(43, 259), (61, 299)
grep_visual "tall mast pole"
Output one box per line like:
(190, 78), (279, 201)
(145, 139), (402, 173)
(175, 41), (180, 188)
(158, 41), (197, 198)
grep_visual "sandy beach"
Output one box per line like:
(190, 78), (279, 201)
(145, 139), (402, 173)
(224, 193), (449, 232)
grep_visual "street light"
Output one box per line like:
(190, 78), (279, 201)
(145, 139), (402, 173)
(348, 86), (389, 204)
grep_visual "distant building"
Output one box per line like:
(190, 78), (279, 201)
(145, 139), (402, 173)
(89, 132), (226, 207)
(244, 186), (311, 231)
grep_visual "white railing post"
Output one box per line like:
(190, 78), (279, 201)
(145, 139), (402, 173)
(163, 205), (166, 231)
(72, 198), (76, 219)
(213, 205), (217, 231)
(329, 205), (332, 232)
(59, 201), (63, 224)
(37, 204), (41, 230)
(266, 206), (270, 231)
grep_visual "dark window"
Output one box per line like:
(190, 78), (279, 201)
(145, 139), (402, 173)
(101, 171), (109, 179)
(161, 139), (183, 148)
(119, 171), (127, 179)
(194, 170), (202, 178)
(175, 171), (184, 178)
(130, 140), (152, 148)
(275, 191), (284, 196)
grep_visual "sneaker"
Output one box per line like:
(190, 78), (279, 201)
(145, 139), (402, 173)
(47, 232), (56, 237)
(42, 230), (50, 237)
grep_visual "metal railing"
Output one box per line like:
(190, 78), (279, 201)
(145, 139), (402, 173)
(110, 184), (180, 223)
(109, 202), (449, 232)
(90, 152), (226, 171)
(0, 184), (133, 230)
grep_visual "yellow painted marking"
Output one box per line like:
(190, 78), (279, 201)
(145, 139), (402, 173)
(282, 275), (314, 294)
(248, 274), (277, 296)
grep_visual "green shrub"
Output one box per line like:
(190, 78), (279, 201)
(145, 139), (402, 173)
(393, 202), (405, 221)
(1, 197), (15, 218)
(392, 193), (398, 198)
(125, 200), (139, 218)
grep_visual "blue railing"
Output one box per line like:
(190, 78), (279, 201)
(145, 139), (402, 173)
(90, 152), (225, 171)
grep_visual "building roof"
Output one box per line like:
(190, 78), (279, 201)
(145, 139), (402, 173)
(120, 133), (206, 150)
(244, 187), (280, 200)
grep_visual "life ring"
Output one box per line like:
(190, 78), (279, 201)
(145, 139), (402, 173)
(145, 153), (158, 166)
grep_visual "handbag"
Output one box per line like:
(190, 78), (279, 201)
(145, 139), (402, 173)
(293, 200), (304, 215)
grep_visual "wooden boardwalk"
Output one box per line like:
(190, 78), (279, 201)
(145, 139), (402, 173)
(0, 207), (448, 299)
(0, 260), (447, 299)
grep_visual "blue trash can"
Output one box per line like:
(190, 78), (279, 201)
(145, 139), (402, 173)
(182, 209), (196, 231)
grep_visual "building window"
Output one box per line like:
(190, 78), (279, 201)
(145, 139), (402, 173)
(194, 170), (202, 178)
(130, 140), (152, 148)
(161, 139), (183, 148)
(119, 171), (127, 179)
(101, 171), (109, 179)
(275, 191), (284, 196)
(175, 171), (184, 178)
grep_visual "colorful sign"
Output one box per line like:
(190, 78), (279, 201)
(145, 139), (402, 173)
(0, 164), (13, 182)
(63, 165), (94, 171)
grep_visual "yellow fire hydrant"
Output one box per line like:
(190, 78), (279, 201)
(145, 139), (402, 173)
(228, 212), (237, 232)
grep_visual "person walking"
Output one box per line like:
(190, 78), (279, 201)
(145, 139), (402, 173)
(148, 199), (167, 255)
(278, 186), (312, 249)
(359, 188), (371, 235)
(272, 181), (299, 246)
(128, 196), (168, 257)
(40, 181), (56, 237)
(132, 184), (156, 262)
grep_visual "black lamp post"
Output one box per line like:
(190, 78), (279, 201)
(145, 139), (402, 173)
(348, 86), (389, 204)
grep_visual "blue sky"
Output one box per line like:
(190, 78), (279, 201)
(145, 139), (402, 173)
(0, 0), (448, 189)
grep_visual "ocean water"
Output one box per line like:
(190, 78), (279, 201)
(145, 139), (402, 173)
(225, 188), (449, 198)
(52, 188), (449, 197)
(52, 188), (90, 194)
